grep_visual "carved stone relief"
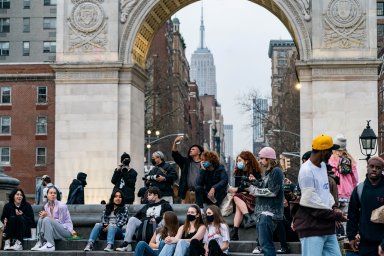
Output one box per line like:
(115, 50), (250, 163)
(295, 0), (311, 21)
(323, 0), (366, 49)
(120, 0), (139, 23)
(67, 0), (108, 52)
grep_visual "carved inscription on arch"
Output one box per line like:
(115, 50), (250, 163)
(323, 0), (366, 49)
(67, 0), (108, 52)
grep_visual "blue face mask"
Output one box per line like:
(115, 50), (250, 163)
(237, 161), (245, 170)
(203, 161), (211, 168)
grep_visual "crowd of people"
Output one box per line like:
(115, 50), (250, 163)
(0, 134), (383, 256)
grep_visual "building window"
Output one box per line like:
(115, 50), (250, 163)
(0, 41), (9, 56)
(0, 87), (11, 104)
(378, 2), (384, 16)
(43, 18), (56, 30)
(0, 0), (10, 9)
(44, 0), (56, 6)
(278, 59), (287, 67)
(37, 86), (47, 103)
(23, 41), (30, 56)
(36, 116), (47, 135)
(0, 18), (9, 33)
(23, 18), (30, 33)
(379, 24), (384, 38)
(0, 147), (10, 165)
(0, 116), (10, 134)
(43, 41), (56, 53)
(36, 147), (46, 165)
(23, 0), (30, 9)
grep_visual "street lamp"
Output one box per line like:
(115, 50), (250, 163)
(272, 129), (300, 137)
(359, 120), (377, 161)
(147, 129), (160, 166)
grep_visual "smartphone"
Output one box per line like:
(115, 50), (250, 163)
(175, 136), (184, 144)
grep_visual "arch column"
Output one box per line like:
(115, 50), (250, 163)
(297, 60), (379, 181)
(53, 63), (146, 203)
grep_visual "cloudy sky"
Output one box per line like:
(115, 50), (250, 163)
(174, 0), (292, 157)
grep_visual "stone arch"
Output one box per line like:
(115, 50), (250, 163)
(119, 0), (312, 67)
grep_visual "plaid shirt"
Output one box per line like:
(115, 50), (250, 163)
(101, 205), (129, 228)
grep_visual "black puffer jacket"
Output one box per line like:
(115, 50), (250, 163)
(146, 162), (178, 197)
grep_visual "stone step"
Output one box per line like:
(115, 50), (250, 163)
(1, 251), (299, 256)
(9, 239), (302, 254)
(6, 239), (301, 256)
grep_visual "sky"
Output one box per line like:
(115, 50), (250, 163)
(174, 0), (292, 157)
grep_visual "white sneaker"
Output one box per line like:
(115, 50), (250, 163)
(116, 242), (132, 252)
(252, 246), (263, 254)
(104, 243), (113, 252)
(31, 241), (42, 251)
(84, 241), (94, 251)
(3, 239), (11, 250)
(37, 242), (55, 252)
(9, 240), (23, 251)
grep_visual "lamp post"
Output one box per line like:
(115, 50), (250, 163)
(146, 129), (160, 166)
(359, 120), (377, 161)
(272, 129), (300, 138)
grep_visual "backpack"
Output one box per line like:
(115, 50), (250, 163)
(338, 155), (352, 175)
(135, 219), (157, 243)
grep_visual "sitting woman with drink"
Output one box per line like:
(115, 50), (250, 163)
(83, 189), (128, 251)
(159, 204), (206, 255)
(228, 151), (262, 240)
(1, 188), (35, 251)
(31, 186), (73, 251)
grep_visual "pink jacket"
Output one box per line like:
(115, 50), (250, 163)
(328, 153), (358, 199)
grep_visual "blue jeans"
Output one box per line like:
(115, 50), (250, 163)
(257, 215), (276, 256)
(88, 223), (123, 245)
(134, 240), (165, 256)
(158, 243), (176, 256)
(300, 235), (341, 256)
(174, 239), (190, 256)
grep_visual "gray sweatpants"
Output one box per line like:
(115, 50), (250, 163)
(37, 217), (71, 245)
(123, 217), (142, 242)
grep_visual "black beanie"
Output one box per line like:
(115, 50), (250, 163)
(120, 152), (130, 163)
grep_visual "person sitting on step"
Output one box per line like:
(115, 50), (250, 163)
(116, 186), (173, 252)
(83, 189), (128, 252)
(158, 204), (206, 255)
(31, 186), (73, 252)
(133, 211), (179, 256)
(228, 151), (262, 240)
(1, 188), (35, 251)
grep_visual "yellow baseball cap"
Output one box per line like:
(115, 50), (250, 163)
(312, 134), (340, 151)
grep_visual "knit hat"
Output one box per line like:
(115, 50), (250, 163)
(312, 134), (340, 151)
(258, 147), (277, 160)
(120, 152), (130, 163)
(153, 151), (165, 160)
(368, 156), (384, 168)
(333, 134), (347, 150)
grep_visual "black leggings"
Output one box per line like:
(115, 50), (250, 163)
(189, 239), (227, 256)
(4, 215), (29, 241)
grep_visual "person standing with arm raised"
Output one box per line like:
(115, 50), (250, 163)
(172, 135), (204, 204)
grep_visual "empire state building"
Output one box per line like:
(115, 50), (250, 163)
(190, 6), (217, 98)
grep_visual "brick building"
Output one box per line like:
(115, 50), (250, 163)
(0, 64), (55, 199)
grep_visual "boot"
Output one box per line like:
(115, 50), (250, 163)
(230, 227), (239, 241)
(243, 213), (256, 229)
